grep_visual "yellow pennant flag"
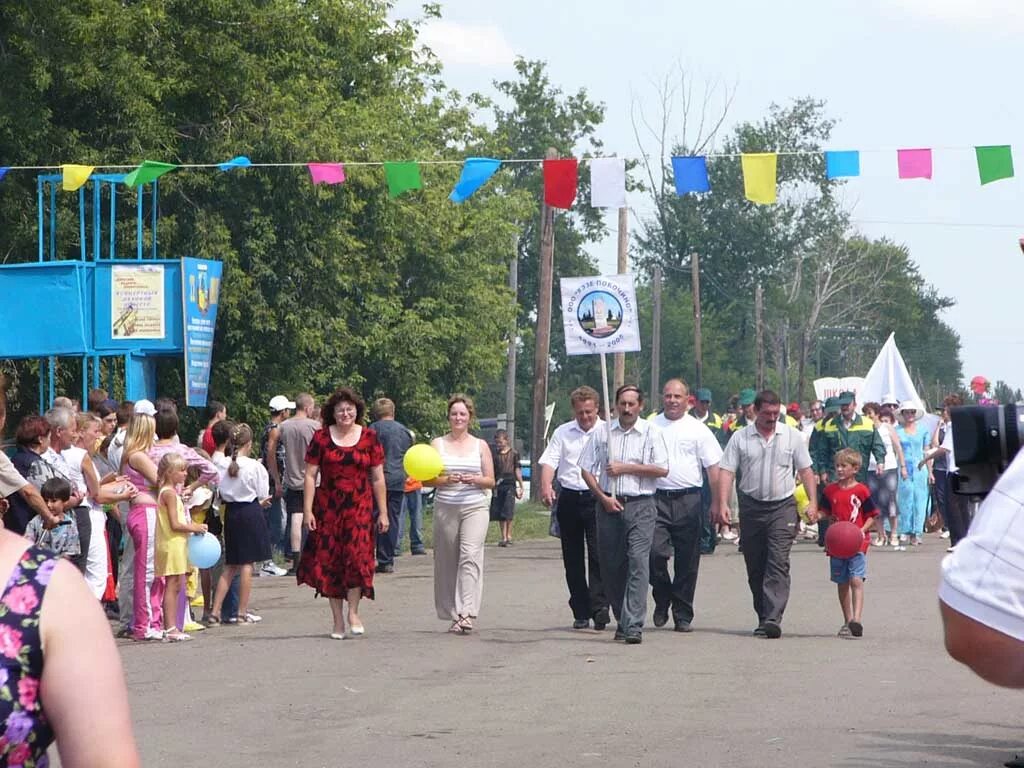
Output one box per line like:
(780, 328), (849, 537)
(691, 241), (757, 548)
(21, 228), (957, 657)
(61, 164), (95, 192)
(741, 153), (777, 205)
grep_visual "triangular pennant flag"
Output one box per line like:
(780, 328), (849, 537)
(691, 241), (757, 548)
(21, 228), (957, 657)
(384, 162), (422, 198)
(218, 155), (252, 172)
(825, 151), (860, 179)
(671, 156), (710, 194)
(308, 163), (346, 185)
(740, 153), (777, 204)
(449, 157), (501, 203)
(897, 148), (932, 180)
(124, 160), (177, 187)
(975, 145), (1014, 185)
(589, 157), (626, 208)
(61, 164), (95, 192)
(0, 167), (8, 182)
(543, 158), (578, 209)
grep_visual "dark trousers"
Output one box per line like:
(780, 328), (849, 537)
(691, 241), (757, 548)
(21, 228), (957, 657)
(597, 496), (657, 634)
(375, 489), (403, 567)
(650, 490), (703, 624)
(106, 515), (122, 586)
(555, 489), (608, 621)
(70, 505), (91, 575)
(699, 470), (717, 554)
(738, 494), (798, 625)
(944, 473), (971, 545)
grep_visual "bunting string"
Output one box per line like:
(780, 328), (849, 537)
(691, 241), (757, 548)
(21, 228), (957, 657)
(0, 143), (1021, 209)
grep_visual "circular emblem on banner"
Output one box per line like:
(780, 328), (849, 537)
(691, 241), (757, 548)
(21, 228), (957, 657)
(577, 290), (623, 339)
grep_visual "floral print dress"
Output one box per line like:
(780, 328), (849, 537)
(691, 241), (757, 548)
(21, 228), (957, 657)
(296, 428), (384, 600)
(0, 547), (57, 767)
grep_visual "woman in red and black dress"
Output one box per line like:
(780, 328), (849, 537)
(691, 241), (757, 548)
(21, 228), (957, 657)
(297, 388), (388, 639)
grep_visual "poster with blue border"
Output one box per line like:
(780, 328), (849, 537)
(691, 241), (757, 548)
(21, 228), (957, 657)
(182, 257), (223, 407)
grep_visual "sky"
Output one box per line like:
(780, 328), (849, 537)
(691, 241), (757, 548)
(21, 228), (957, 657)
(393, 0), (1024, 390)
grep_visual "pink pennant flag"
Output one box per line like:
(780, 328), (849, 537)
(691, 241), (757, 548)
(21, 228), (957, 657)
(307, 163), (346, 185)
(897, 149), (932, 180)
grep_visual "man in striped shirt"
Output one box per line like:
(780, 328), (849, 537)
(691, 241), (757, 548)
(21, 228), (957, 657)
(580, 385), (669, 645)
(716, 389), (817, 639)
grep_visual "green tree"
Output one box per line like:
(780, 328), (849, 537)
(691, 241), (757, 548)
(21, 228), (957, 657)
(0, 0), (533, 434)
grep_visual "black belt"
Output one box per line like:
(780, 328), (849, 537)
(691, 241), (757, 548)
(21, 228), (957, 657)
(656, 487), (701, 498)
(559, 488), (592, 497)
(616, 494), (653, 503)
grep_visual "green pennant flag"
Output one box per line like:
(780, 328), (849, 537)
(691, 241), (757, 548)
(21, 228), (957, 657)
(384, 162), (422, 198)
(124, 160), (177, 187)
(975, 145), (1014, 185)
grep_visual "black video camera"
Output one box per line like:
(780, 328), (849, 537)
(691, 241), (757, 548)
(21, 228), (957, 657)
(950, 405), (1023, 496)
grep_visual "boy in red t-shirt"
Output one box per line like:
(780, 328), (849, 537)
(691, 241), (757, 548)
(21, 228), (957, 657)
(820, 448), (878, 638)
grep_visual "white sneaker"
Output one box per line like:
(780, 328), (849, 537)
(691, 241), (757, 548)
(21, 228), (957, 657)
(946, 546), (955, 553)
(940, 530), (951, 539)
(262, 561), (287, 576)
(721, 530), (738, 541)
(838, 624), (851, 637)
(899, 535), (908, 543)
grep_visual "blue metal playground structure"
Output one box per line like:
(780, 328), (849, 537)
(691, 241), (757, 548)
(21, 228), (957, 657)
(0, 174), (184, 410)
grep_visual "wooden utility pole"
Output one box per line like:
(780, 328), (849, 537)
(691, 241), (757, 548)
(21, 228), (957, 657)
(613, 207), (628, 390)
(530, 148), (557, 501)
(651, 264), (663, 398)
(691, 252), (703, 391)
(754, 283), (765, 390)
(782, 317), (790, 403)
(505, 241), (518, 441)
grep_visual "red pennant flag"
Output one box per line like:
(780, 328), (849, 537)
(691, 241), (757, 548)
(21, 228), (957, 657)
(543, 158), (578, 209)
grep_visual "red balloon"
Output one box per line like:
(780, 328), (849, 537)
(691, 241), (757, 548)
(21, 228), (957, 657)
(825, 521), (865, 559)
(970, 375), (988, 395)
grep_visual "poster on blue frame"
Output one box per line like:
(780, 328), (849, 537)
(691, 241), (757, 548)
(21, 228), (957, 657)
(181, 257), (223, 407)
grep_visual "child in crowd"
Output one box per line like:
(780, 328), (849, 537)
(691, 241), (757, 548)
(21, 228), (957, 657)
(820, 448), (878, 638)
(25, 478), (82, 560)
(155, 453), (207, 642)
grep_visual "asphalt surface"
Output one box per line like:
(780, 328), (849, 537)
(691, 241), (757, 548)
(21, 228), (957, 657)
(114, 532), (1022, 768)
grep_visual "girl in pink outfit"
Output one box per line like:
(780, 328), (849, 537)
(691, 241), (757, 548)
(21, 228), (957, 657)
(119, 414), (164, 641)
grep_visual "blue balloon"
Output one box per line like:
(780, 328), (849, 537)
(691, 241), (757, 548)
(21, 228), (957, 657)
(188, 532), (221, 569)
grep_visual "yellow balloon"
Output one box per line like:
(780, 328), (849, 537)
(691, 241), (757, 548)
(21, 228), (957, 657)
(794, 483), (810, 523)
(403, 443), (444, 482)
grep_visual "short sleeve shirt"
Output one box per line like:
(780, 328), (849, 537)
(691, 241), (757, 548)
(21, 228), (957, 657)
(578, 418), (669, 496)
(939, 450), (1024, 641)
(538, 419), (605, 492)
(720, 422), (813, 501)
(0, 453), (27, 499)
(821, 482), (878, 555)
(652, 413), (723, 490)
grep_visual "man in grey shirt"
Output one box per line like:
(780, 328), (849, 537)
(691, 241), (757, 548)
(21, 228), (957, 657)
(716, 389), (817, 640)
(369, 397), (413, 573)
(279, 393), (321, 573)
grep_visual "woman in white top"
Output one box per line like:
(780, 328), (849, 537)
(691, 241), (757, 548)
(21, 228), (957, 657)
(424, 395), (495, 634)
(207, 424), (272, 625)
(62, 412), (137, 591)
(862, 404), (906, 549)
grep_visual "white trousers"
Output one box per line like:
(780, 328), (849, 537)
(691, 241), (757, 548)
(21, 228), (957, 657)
(433, 500), (488, 621)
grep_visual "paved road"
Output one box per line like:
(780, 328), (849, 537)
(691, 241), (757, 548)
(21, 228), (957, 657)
(116, 534), (1022, 767)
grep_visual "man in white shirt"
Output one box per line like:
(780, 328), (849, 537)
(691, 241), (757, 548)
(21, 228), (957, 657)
(539, 386), (609, 630)
(650, 379), (723, 632)
(581, 385), (669, 645)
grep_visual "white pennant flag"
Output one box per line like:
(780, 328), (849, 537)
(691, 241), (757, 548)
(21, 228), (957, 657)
(590, 157), (626, 208)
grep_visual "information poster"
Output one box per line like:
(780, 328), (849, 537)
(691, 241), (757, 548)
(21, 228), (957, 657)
(111, 264), (165, 339)
(182, 257), (223, 407)
(559, 274), (641, 356)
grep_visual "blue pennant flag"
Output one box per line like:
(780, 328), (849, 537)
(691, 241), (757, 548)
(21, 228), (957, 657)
(671, 156), (710, 194)
(449, 157), (502, 203)
(218, 155), (252, 172)
(825, 151), (860, 179)
(0, 167), (9, 182)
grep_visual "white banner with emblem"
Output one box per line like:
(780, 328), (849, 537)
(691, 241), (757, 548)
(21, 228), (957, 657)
(559, 274), (641, 356)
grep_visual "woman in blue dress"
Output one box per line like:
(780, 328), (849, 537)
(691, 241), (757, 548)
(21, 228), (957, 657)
(896, 399), (931, 546)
